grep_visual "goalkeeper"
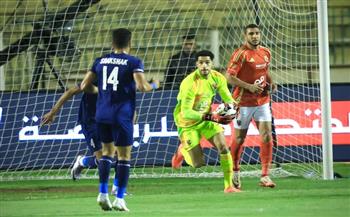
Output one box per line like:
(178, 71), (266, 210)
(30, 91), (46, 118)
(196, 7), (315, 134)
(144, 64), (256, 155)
(173, 50), (240, 193)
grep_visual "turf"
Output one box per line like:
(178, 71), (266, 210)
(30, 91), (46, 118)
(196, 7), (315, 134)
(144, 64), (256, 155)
(1, 167), (349, 217)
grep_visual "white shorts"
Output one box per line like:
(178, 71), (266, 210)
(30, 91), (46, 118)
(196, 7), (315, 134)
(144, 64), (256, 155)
(234, 103), (272, 129)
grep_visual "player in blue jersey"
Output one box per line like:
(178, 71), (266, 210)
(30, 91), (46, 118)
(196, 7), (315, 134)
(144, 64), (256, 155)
(81, 28), (159, 212)
(41, 84), (130, 196)
(41, 84), (102, 180)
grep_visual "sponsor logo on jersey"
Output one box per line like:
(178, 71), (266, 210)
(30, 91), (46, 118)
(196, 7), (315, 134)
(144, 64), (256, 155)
(254, 75), (265, 86)
(256, 63), (267, 69)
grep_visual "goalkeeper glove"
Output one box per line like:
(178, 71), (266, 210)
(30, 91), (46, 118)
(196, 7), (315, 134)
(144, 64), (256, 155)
(203, 113), (234, 125)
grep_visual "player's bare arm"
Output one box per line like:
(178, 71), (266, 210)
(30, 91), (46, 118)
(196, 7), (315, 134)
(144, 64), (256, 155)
(133, 72), (160, 92)
(81, 71), (98, 94)
(226, 74), (263, 94)
(266, 73), (277, 93)
(41, 86), (82, 125)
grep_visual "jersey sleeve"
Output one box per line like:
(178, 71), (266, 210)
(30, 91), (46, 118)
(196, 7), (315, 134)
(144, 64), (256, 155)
(226, 49), (244, 76)
(217, 74), (236, 104)
(132, 57), (144, 73)
(90, 58), (100, 74)
(179, 80), (203, 121)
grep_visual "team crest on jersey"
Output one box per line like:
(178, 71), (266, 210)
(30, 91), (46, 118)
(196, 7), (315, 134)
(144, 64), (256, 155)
(186, 140), (192, 145)
(212, 83), (218, 90)
(264, 56), (269, 62)
(248, 57), (255, 62)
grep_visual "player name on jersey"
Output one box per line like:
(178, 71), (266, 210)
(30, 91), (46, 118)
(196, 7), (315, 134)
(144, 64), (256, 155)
(100, 57), (128, 65)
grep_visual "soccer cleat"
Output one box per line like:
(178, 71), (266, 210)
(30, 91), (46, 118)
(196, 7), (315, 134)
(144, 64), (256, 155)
(233, 172), (241, 189)
(224, 186), (241, 193)
(111, 185), (131, 196)
(112, 198), (130, 212)
(259, 176), (276, 188)
(171, 151), (184, 169)
(71, 155), (84, 181)
(97, 193), (112, 211)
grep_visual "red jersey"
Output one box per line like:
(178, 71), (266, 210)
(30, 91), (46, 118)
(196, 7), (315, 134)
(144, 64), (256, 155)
(227, 44), (271, 107)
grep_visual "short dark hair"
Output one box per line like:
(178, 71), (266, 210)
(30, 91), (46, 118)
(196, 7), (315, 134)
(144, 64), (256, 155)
(112, 28), (132, 48)
(195, 50), (214, 61)
(182, 30), (196, 40)
(182, 34), (195, 40)
(244, 24), (259, 33)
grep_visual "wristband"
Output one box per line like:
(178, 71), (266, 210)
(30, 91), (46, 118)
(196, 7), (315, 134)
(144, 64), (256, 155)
(151, 82), (158, 90)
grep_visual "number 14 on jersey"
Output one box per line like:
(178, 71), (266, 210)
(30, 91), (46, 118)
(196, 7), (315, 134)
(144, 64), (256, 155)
(103, 66), (119, 91)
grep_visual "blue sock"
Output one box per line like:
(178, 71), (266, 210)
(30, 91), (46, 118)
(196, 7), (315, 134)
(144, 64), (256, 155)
(113, 160), (118, 187)
(116, 160), (130, 199)
(98, 156), (113, 194)
(81, 156), (98, 168)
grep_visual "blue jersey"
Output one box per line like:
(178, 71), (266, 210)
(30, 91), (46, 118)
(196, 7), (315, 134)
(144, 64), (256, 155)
(77, 92), (97, 125)
(91, 52), (144, 124)
(76, 82), (101, 153)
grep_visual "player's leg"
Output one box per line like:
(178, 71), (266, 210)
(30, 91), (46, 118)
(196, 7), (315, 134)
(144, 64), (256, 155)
(111, 119), (133, 212)
(72, 124), (102, 180)
(111, 153), (129, 196)
(254, 103), (275, 188)
(178, 127), (204, 168)
(230, 128), (248, 189)
(185, 145), (205, 168)
(171, 142), (184, 169)
(111, 151), (118, 195)
(112, 109), (137, 194)
(230, 106), (253, 189)
(172, 138), (212, 169)
(113, 145), (131, 212)
(96, 123), (115, 211)
(204, 122), (240, 193)
(71, 151), (101, 181)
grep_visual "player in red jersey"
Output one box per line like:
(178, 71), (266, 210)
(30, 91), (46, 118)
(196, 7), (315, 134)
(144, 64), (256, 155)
(226, 24), (277, 189)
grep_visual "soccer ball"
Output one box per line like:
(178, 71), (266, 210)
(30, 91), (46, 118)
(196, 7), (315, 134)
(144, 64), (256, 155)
(214, 103), (237, 116)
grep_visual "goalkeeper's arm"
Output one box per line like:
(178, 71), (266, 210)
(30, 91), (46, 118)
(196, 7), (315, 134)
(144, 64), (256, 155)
(180, 91), (233, 125)
(202, 113), (234, 124)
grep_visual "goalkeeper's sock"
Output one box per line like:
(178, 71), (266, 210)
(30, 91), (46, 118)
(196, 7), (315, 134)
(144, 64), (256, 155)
(116, 160), (130, 199)
(230, 139), (243, 172)
(260, 141), (273, 177)
(98, 156), (113, 194)
(81, 155), (98, 168)
(220, 153), (234, 189)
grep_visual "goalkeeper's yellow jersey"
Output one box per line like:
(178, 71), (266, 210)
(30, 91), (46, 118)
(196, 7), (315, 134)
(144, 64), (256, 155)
(173, 69), (235, 128)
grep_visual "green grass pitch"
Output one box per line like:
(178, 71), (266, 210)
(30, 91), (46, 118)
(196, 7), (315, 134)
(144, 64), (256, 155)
(1, 164), (349, 217)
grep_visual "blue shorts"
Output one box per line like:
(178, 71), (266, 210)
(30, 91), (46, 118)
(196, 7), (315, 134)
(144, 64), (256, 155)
(97, 121), (133, 147)
(81, 123), (102, 154)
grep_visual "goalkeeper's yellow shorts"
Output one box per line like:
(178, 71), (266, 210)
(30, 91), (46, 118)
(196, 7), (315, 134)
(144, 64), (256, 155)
(177, 121), (223, 152)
